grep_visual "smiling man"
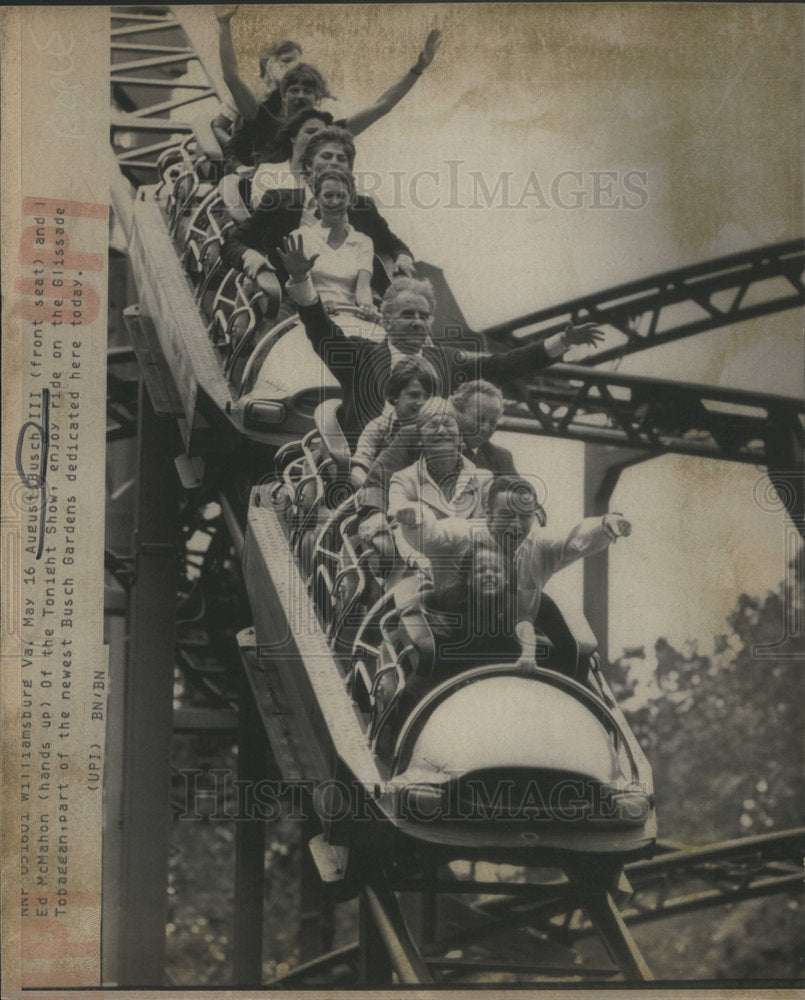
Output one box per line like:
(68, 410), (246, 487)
(278, 232), (607, 440)
(392, 474), (632, 675)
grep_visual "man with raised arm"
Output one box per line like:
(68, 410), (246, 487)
(214, 5), (441, 173)
(391, 474), (632, 677)
(276, 234), (606, 440)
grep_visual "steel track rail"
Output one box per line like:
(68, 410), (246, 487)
(482, 239), (805, 366)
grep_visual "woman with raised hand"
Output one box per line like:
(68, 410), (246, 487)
(285, 170), (377, 316)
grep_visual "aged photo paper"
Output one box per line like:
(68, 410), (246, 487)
(2, 3), (803, 997)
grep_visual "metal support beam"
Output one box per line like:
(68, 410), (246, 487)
(582, 891), (654, 981)
(359, 890), (394, 985)
(501, 364), (804, 466)
(361, 877), (434, 984)
(484, 239), (805, 366)
(116, 383), (179, 986)
(583, 445), (647, 664)
(232, 669), (269, 985)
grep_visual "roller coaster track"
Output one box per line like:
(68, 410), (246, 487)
(484, 239), (805, 367)
(500, 363), (804, 466)
(111, 6), (220, 186)
(104, 8), (804, 987)
(270, 828), (805, 986)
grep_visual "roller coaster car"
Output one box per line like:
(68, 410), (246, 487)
(349, 574), (656, 857)
(245, 457), (656, 862)
(125, 140), (388, 464)
(132, 133), (656, 863)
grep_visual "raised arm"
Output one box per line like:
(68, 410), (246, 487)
(514, 513), (630, 674)
(468, 321), (607, 387)
(215, 5), (261, 121)
(343, 29), (441, 137)
(542, 513), (631, 579)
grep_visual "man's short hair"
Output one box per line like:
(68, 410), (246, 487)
(451, 379), (503, 413)
(380, 277), (436, 322)
(280, 62), (332, 101)
(487, 475), (545, 525)
(300, 126), (356, 173)
(385, 356), (436, 402)
(258, 40), (302, 79)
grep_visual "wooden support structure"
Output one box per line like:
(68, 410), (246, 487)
(114, 383), (179, 986)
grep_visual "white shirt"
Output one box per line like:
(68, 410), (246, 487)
(288, 220), (374, 309)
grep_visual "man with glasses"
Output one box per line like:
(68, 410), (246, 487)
(279, 233), (605, 439)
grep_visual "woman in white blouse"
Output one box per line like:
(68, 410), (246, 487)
(288, 167), (377, 316)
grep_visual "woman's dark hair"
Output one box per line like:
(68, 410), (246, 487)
(312, 167), (356, 201)
(276, 106), (334, 146)
(280, 62), (333, 102)
(385, 356), (436, 402)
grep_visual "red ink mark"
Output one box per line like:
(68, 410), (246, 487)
(22, 196), (108, 219)
(21, 971), (98, 988)
(21, 918), (97, 960)
(19, 226), (104, 272)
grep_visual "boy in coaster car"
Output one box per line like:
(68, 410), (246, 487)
(391, 474), (631, 680)
(350, 356), (436, 488)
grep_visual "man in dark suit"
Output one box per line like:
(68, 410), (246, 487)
(222, 125), (414, 292)
(277, 233), (605, 442)
(451, 380), (518, 475)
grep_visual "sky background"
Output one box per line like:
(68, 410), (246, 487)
(182, 4), (803, 683)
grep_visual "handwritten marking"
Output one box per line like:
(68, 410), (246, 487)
(16, 389), (51, 561)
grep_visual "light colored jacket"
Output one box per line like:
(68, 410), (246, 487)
(388, 455), (492, 564)
(394, 511), (616, 624)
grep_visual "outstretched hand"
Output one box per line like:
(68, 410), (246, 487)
(415, 29), (442, 71)
(277, 233), (319, 283)
(214, 5), (239, 22)
(563, 320), (605, 349)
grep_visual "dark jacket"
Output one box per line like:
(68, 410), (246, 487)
(222, 187), (412, 286)
(295, 298), (558, 441)
(465, 440), (517, 475)
(222, 93), (287, 173)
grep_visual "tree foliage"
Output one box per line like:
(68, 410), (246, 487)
(610, 561), (804, 844)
